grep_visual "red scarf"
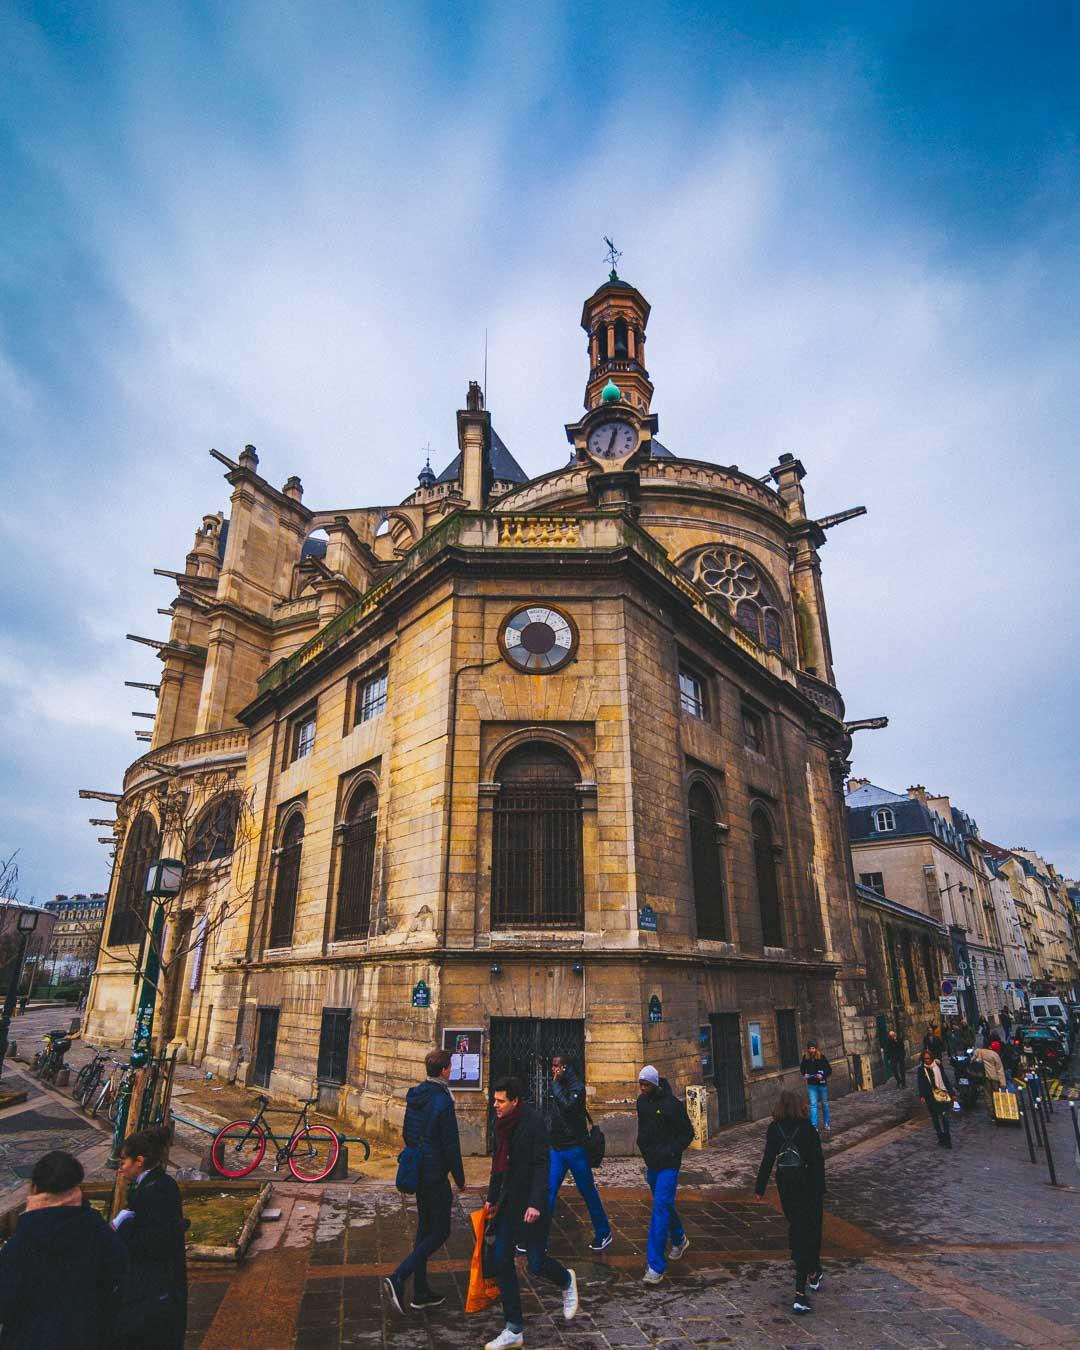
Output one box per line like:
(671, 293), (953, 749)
(492, 1101), (524, 1174)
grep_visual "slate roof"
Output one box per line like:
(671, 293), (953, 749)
(436, 427), (529, 486)
(847, 797), (970, 858)
(301, 532), (328, 560)
(854, 882), (947, 932)
(650, 438), (675, 458)
(845, 783), (906, 807)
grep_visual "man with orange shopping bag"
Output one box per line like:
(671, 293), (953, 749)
(481, 1076), (579, 1350)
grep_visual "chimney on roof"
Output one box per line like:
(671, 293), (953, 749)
(282, 475), (303, 502)
(846, 777), (870, 794)
(55, 894), (67, 903)
(907, 785), (928, 802)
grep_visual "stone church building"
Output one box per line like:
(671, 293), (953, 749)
(86, 270), (875, 1152)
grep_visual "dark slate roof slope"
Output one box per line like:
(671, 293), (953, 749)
(650, 438), (674, 458)
(436, 427), (529, 485)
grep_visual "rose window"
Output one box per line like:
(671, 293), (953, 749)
(683, 547), (785, 655)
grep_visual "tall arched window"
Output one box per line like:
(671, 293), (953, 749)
(108, 812), (160, 946)
(334, 784), (377, 941)
(689, 783), (726, 940)
(269, 814), (304, 948)
(492, 743), (583, 928)
(189, 793), (241, 864)
(752, 810), (783, 947)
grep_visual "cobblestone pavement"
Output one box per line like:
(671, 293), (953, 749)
(183, 1065), (1078, 1349)
(4, 1007), (1077, 1347)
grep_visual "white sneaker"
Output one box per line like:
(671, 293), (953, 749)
(562, 1268), (578, 1321)
(642, 1266), (664, 1284)
(485, 1330), (524, 1350)
(668, 1236), (690, 1260)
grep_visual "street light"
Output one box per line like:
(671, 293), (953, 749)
(0, 908), (41, 1079)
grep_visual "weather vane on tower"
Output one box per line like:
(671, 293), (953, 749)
(603, 236), (622, 281)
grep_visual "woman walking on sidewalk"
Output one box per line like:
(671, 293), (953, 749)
(799, 1043), (832, 1132)
(754, 1091), (825, 1316)
(917, 1048), (957, 1147)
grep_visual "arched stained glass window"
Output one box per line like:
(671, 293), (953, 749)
(752, 810), (783, 947)
(108, 813), (160, 947)
(492, 743), (583, 928)
(681, 546), (789, 657)
(334, 785), (377, 941)
(269, 814), (305, 948)
(689, 783), (726, 940)
(189, 793), (241, 865)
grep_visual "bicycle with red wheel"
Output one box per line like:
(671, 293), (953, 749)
(212, 1094), (340, 1181)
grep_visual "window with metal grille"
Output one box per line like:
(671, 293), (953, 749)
(334, 785), (377, 940)
(742, 705), (765, 754)
(776, 1009), (799, 1068)
(354, 669), (388, 725)
(108, 812), (160, 946)
(268, 813), (304, 948)
(859, 871), (885, 896)
(492, 743), (583, 928)
(317, 1008), (351, 1084)
(689, 782), (726, 939)
(290, 712), (316, 763)
(752, 810), (783, 946)
(678, 669), (706, 719)
(873, 807), (895, 832)
(189, 793), (241, 864)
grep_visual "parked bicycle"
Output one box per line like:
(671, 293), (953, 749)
(212, 1095), (341, 1181)
(72, 1046), (113, 1106)
(32, 1029), (76, 1083)
(87, 1058), (130, 1121)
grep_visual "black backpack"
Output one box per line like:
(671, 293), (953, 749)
(775, 1122), (804, 1173)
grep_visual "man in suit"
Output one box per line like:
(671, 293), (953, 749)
(483, 1075), (578, 1350)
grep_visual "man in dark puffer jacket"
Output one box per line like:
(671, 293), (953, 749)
(635, 1065), (695, 1285)
(547, 1056), (611, 1251)
(384, 1048), (465, 1314)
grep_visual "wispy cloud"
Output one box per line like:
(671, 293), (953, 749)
(2, 2), (1078, 895)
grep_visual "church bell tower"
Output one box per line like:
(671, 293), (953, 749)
(580, 266), (654, 414)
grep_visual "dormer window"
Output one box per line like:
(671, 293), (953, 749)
(874, 807), (896, 833)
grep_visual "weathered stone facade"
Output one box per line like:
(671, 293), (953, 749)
(86, 273), (874, 1152)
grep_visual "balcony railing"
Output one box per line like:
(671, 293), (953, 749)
(123, 726), (249, 793)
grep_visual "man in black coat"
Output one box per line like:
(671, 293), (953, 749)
(384, 1047), (466, 1314)
(0, 1150), (126, 1350)
(883, 1030), (907, 1088)
(635, 1065), (695, 1284)
(482, 1076), (578, 1350)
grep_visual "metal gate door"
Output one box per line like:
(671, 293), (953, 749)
(252, 1007), (279, 1088)
(487, 1018), (585, 1150)
(710, 1012), (747, 1125)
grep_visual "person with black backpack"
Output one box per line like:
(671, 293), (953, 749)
(384, 1048), (466, 1315)
(754, 1090), (825, 1316)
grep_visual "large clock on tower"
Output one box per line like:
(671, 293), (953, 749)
(498, 605), (578, 673)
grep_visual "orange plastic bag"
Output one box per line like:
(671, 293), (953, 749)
(465, 1206), (500, 1313)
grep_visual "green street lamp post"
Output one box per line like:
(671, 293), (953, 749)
(108, 858), (183, 1168)
(0, 909), (41, 1080)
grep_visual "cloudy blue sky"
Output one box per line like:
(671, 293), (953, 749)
(2, 1), (1078, 902)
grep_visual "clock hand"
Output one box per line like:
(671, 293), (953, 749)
(607, 426), (618, 455)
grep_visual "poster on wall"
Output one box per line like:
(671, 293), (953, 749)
(748, 1021), (764, 1069)
(442, 1028), (484, 1090)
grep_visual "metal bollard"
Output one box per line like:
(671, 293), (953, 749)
(1025, 1078), (1044, 1150)
(1039, 1068), (1054, 1114)
(1042, 1115), (1060, 1187)
(1069, 1101), (1080, 1173)
(1019, 1105), (1037, 1165)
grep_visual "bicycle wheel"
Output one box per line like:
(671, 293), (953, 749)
(212, 1120), (266, 1178)
(72, 1064), (92, 1101)
(288, 1125), (339, 1181)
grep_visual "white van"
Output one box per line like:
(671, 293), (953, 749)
(1030, 996), (1067, 1024)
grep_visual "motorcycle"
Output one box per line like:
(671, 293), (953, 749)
(949, 1049), (984, 1110)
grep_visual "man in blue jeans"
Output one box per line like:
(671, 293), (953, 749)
(547, 1056), (612, 1251)
(635, 1065), (695, 1285)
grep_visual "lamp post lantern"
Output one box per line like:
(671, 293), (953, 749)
(0, 908), (41, 1079)
(108, 858), (183, 1169)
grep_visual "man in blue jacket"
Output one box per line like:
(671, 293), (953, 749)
(384, 1048), (466, 1314)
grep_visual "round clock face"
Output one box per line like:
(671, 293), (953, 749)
(499, 605), (578, 673)
(587, 419), (637, 459)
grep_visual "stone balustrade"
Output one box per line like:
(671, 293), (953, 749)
(123, 726), (249, 793)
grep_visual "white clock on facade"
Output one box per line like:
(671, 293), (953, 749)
(499, 606), (578, 673)
(586, 419), (637, 459)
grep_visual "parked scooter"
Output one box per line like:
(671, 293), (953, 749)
(949, 1049), (984, 1110)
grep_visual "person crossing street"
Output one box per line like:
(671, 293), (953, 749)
(635, 1065), (695, 1285)
(754, 1091), (826, 1315)
(546, 1055), (612, 1252)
